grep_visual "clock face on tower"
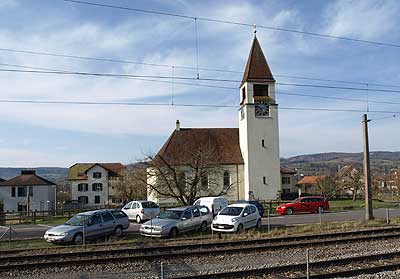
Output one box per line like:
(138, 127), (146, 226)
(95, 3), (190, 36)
(255, 100), (270, 117)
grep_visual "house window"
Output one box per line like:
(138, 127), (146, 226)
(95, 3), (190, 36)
(94, 196), (101, 204)
(17, 187), (27, 197)
(241, 87), (246, 104)
(263, 176), (267, 185)
(78, 183), (88, 192)
(92, 183), (103, 191)
(223, 171), (231, 187)
(282, 177), (291, 185)
(93, 172), (102, 179)
(282, 189), (290, 194)
(11, 187), (15, 197)
(29, 187), (33, 197)
(78, 196), (89, 204)
(262, 139), (265, 147)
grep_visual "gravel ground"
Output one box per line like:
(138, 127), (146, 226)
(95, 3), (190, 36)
(334, 270), (400, 279)
(3, 237), (400, 278)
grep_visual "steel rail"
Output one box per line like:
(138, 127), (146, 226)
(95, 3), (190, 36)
(167, 251), (400, 279)
(0, 229), (400, 271)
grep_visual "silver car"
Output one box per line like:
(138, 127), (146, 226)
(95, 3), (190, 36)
(140, 205), (212, 238)
(44, 209), (129, 245)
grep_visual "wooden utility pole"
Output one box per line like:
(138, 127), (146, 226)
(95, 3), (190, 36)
(362, 114), (374, 220)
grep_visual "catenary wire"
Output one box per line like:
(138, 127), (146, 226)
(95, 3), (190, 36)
(1, 47), (400, 89)
(2, 68), (400, 95)
(2, 62), (400, 106)
(63, 0), (400, 49)
(0, 99), (399, 114)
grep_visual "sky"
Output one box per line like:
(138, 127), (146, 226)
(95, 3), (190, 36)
(0, 0), (399, 167)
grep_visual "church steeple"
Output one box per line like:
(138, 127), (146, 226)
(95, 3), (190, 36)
(241, 36), (275, 87)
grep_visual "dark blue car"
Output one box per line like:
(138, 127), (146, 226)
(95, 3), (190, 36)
(236, 200), (265, 217)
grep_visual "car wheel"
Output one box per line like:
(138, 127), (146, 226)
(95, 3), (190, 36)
(168, 227), (178, 238)
(73, 233), (83, 245)
(136, 215), (142, 223)
(286, 208), (293, 215)
(256, 219), (262, 229)
(237, 224), (244, 234)
(317, 206), (324, 214)
(114, 226), (123, 237)
(199, 221), (208, 232)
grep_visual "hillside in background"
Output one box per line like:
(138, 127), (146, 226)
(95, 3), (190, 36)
(281, 151), (400, 175)
(0, 151), (399, 182)
(0, 167), (68, 183)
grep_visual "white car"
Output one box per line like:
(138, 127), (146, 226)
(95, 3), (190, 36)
(193, 196), (228, 216)
(212, 203), (261, 233)
(121, 200), (160, 223)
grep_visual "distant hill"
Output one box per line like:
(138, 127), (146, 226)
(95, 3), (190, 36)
(0, 167), (68, 183)
(281, 151), (400, 175)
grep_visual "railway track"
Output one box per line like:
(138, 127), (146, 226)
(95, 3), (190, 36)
(0, 226), (400, 272)
(166, 250), (400, 279)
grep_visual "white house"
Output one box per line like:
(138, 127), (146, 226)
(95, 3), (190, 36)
(68, 163), (124, 207)
(0, 170), (56, 212)
(148, 35), (294, 203)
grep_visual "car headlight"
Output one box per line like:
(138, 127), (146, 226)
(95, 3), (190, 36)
(59, 232), (68, 236)
(231, 217), (239, 222)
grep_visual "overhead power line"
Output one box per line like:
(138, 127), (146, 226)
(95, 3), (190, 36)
(1, 47), (400, 89)
(3, 67), (400, 95)
(64, 0), (400, 49)
(0, 98), (399, 114)
(2, 62), (400, 106)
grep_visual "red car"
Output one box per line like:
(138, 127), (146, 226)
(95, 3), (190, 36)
(276, 196), (329, 215)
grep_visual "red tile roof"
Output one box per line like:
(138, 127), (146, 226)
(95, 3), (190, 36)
(0, 171), (55, 187)
(241, 36), (275, 87)
(156, 128), (244, 165)
(68, 163), (124, 180)
(280, 166), (297, 174)
(296, 175), (325, 185)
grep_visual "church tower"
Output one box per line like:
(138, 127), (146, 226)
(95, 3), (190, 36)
(239, 35), (281, 200)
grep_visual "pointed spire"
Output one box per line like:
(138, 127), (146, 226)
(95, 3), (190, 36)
(241, 36), (275, 87)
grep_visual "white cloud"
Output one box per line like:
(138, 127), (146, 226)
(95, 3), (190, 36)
(0, 148), (70, 167)
(322, 0), (399, 40)
(0, 0), (18, 9)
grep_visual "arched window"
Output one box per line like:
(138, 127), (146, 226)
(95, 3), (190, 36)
(223, 171), (230, 187)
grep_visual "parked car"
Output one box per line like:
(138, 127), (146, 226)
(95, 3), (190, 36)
(236, 200), (265, 217)
(63, 200), (83, 210)
(193, 196), (228, 216)
(44, 209), (129, 245)
(212, 203), (261, 233)
(276, 196), (329, 215)
(139, 205), (212, 238)
(121, 200), (160, 223)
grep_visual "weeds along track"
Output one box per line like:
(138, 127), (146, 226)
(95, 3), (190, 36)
(1, 227), (400, 271)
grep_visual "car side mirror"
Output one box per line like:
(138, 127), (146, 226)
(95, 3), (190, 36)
(243, 212), (249, 217)
(181, 217), (187, 221)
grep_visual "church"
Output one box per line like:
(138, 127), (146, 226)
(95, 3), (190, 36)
(148, 35), (295, 204)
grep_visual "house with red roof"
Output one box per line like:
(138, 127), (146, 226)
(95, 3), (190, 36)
(0, 170), (56, 212)
(68, 163), (124, 207)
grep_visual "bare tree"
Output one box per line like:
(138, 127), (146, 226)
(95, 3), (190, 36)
(143, 144), (235, 205)
(338, 166), (363, 201)
(111, 164), (147, 204)
(316, 176), (338, 199)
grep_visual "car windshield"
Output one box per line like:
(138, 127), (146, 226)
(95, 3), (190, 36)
(158, 210), (183, 220)
(219, 207), (243, 216)
(65, 214), (89, 226)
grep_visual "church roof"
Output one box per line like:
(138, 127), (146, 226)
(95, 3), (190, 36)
(156, 128), (244, 165)
(241, 36), (275, 87)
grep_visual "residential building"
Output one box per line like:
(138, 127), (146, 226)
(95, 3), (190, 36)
(280, 166), (297, 193)
(296, 175), (325, 194)
(148, 35), (291, 203)
(68, 163), (124, 208)
(0, 170), (56, 212)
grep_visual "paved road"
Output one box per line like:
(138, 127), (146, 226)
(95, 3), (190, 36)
(1, 208), (400, 240)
